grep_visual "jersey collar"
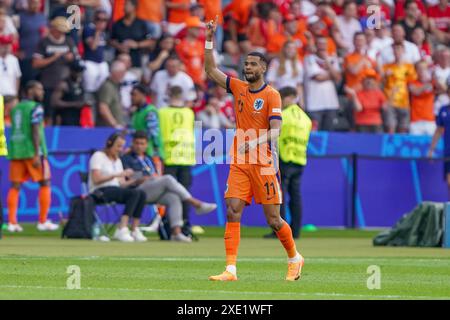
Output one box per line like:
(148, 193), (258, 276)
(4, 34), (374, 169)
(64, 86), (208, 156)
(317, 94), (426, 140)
(248, 83), (267, 94)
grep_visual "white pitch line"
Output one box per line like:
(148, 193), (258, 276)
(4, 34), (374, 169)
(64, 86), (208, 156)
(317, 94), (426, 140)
(0, 256), (448, 265)
(0, 284), (448, 300)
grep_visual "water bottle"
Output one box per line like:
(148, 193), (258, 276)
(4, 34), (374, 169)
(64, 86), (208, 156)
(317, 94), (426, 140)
(92, 222), (101, 241)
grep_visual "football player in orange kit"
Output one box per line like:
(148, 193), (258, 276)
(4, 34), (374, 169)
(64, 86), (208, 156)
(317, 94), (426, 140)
(204, 17), (304, 281)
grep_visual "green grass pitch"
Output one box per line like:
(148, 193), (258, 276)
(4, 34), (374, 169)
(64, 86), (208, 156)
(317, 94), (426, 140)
(0, 225), (449, 300)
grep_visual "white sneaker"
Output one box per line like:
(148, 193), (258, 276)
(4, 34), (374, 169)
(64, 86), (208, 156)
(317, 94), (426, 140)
(113, 227), (134, 242)
(196, 202), (217, 215)
(37, 220), (59, 231)
(139, 215), (161, 233)
(7, 223), (23, 232)
(131, 229), (148, 242)
(171, 232), (192, 243)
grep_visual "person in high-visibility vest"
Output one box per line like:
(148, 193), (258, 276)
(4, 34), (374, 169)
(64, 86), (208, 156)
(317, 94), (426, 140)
(130, 84), (163, 171)
(159, 85), (197, 230)
(0, 94), (8, 239)
(6, 81), (58, 232)
(264, 86), (311, 239)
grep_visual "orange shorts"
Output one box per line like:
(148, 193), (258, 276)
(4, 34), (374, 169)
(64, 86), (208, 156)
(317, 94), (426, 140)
(9, 158), (51, 183)
(224, 164), (282, 205)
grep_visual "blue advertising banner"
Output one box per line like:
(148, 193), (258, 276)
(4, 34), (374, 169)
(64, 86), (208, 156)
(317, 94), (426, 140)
(0, 127), (447, 227)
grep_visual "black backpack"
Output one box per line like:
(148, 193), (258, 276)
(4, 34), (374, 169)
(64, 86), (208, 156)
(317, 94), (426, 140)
(62, 196), (96, 239)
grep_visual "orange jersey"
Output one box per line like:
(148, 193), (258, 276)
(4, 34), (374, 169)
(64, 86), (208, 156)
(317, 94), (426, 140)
(168, 0), (191, 24)
(409, 80), (435, 122)
(198, 0), (223, 25)
(226, 76), (282, 167)
(343, 53), (377, 90)
(266, 31), (308, 58)
(223, 0), (254, 34)
(137, 0), (163, 23)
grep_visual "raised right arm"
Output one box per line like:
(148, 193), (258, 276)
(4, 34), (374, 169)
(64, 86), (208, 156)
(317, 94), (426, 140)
(204, 16), (227, 89)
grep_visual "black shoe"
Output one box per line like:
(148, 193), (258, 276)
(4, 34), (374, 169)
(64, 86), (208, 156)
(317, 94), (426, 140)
(263, 232), (277, 239)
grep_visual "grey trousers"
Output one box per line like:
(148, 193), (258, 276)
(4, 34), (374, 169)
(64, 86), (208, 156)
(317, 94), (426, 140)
(138, 175), (192, 228)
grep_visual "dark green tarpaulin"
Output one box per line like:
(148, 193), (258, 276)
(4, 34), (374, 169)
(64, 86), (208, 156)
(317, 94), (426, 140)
(373, 202), (444, 247)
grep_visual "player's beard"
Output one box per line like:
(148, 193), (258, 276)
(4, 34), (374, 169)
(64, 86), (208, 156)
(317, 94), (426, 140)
(244, 72), (261, 83)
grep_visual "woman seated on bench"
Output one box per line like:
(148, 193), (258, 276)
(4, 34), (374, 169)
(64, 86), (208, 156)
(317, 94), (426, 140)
(88, 132), (148, 242)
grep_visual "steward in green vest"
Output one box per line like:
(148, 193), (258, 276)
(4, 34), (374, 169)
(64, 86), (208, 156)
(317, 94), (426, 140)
(264, 86), (311, 240)
(130, 84), (163, 159)
(6, 81), (57, 233)
(158, 85), (195, 228)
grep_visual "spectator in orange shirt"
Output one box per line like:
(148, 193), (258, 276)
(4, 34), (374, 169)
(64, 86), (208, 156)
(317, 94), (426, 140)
(222, 0), (254, 55)
(166, 0), (191, 35)
(266, 14), (309, 59)
(343, 32), (377, 91)
(247, 2), (278, 53)
(345, 69), (387, 133)
(175, 16), (205, 88)
(409, 61), (436, 136)
(136, 0), (165, 39)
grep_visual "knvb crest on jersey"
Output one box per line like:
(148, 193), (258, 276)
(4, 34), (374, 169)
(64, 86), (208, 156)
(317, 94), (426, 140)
(253, 98), (264, 111)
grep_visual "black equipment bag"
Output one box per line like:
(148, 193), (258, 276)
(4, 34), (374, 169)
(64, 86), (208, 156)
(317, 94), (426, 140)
(62, 196), (96, 239)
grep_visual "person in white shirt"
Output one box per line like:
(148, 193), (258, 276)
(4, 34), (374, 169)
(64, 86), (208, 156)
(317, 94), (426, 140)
(304, 36), (341, 131)
(88, 132), (148, 242)
(378, 23), (421, 67)
(433, 47), (450, 113)
(0, 35), (21, 97)
(266, 40), (305, 106)
(150, 55), (196, 108)
(365, 22), (393, 61)
(335, 1), (362, 54)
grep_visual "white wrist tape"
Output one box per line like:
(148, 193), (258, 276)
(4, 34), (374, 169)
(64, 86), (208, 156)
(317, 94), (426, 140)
(205, 41), (213, 50)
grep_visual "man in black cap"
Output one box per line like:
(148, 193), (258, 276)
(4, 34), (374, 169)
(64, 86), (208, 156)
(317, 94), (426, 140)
(51, 60), (88, 126)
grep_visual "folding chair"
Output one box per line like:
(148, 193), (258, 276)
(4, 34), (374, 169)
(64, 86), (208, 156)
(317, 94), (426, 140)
(79, 171), (122, 236)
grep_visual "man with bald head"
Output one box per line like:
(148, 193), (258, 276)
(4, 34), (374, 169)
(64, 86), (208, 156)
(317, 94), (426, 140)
(96, 60), (127, 128)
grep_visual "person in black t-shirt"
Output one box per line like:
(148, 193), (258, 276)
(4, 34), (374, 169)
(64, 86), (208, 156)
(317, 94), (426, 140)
(32, 16), (78, 124)
(51, 60), (88, 126)
(110, 0), (154, 71)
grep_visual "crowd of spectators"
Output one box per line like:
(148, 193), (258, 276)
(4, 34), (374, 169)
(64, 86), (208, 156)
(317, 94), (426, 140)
(0, 0), (449, 135)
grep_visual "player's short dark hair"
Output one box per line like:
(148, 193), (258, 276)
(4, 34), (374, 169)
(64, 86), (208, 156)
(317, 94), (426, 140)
(168, 85), (183, 98)
(279, 86), (298, 99)
(132, 130), (148, 141)
(247, 52), (268, 66)
(132, 84), (148, 95)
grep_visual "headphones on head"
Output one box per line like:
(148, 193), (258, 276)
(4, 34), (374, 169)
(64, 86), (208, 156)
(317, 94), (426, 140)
(106, 132), (124, 148)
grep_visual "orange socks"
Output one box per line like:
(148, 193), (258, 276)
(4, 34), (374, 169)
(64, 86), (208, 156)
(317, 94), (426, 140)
(38, 186), (51, 224)
(7, 188), (19, 225)
(224, 222), (240, 267)
(275, 222), (298, 259)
